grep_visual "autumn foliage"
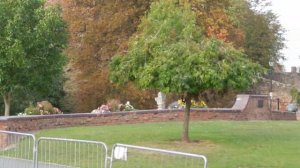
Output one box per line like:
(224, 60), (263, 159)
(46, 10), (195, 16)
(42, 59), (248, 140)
(189, 0), (244, 44)
(47, 0), (155, 112)
(45, 0), (284, 113)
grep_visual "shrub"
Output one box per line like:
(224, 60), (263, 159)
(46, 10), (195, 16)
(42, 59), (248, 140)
(24, 103), (39, 115)
(23, 101), (62, 115)
(177, 99), (207, 108)
(107, 99), (121, 112)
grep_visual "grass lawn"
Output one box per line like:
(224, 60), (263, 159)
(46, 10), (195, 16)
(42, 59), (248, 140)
(36, 121), (300, 168)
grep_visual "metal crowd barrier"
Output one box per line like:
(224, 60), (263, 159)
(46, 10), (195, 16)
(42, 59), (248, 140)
(0, 131), (208, 168)
(0, 130), (36, 168)
(37, 137), (108, 168)
(110, 143), (208, 168)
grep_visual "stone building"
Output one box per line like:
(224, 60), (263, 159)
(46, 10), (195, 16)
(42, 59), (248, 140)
(253, 67), (300, 111)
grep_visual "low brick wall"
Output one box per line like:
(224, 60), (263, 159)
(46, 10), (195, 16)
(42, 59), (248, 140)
(0, 109), (297, 133)
(0, 94), (298, 133)
(271, 111), (298, 120)
(0, 109), (245, 132)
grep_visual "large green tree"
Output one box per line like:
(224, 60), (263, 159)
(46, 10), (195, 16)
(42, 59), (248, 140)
(230, 0), (285, 67)
(111, 0), (260, 141)
(110, 0), (263, 142)
(0, 0), (68, 116)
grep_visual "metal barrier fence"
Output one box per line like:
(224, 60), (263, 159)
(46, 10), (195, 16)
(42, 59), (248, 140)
(0, 131), (208, 168)
(0, 130), (36, 168)
(110, 143), (208, 168)
(37, 137), (108, 168)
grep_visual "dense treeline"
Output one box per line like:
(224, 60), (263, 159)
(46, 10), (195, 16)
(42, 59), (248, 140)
(0, 0), (67, 116)
(0, 0), (284, 115)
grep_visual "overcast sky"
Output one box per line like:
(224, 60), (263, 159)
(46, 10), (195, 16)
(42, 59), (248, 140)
(270, 0), (300, 72)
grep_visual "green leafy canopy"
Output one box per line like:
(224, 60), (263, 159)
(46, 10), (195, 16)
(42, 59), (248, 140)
(110, 0), (263, 95)
(0, 0), (68, 115)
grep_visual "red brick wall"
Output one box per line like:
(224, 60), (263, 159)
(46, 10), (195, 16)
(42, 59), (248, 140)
(0, 108), (297, 133)
(0, 109), (244, 132)
(271, 111), (298, 120)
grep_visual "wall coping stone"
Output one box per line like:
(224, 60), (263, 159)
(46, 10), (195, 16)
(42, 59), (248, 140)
(248, 95), (269, 98)
(0, 108), (242, 121)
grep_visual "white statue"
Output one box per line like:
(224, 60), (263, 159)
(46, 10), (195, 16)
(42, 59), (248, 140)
(155, 92), (166, 110)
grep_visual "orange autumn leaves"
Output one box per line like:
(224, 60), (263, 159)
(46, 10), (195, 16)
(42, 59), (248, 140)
(190, 0), (244, 46)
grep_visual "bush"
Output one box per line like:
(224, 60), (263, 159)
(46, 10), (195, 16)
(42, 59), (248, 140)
(177, 99), (207, 108)
(107, 99), (121, 112)
(24, 106), (39, 115)
(23, 101), (62, 115)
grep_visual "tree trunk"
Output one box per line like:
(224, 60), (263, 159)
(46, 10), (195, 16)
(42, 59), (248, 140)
(3, 93), (12, 116)
(182, 93), (192, 142)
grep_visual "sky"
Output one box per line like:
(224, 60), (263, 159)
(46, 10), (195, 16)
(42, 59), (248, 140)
(270, 0), (300, 72)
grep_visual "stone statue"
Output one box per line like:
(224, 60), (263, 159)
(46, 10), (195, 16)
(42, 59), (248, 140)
(155, 92), (166, 110)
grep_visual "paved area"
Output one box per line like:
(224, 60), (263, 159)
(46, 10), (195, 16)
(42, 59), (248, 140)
(0, 157), (72, 168)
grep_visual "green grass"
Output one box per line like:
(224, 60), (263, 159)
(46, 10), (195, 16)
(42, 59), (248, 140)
(36, 121), (300, 168)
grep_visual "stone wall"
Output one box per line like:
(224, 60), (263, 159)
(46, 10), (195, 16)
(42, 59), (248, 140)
(255, 67), (300, 112)
(0, 109), (297, 132)
(0, 95), (298, 133)
(0, 109), (243, 132)
(253, 78), (292, 111)
(271, 111), (299, 120)
(249, 96), (272, 119)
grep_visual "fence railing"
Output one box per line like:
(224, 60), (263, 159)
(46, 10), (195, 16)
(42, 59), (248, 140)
(37, 137), (108, 168)
(0, 131), (208, 168)
(110, 143), (207, 168)
(0, 130), (36, 168)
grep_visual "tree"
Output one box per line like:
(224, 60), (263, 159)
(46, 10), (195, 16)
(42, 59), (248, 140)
(56, 0), (153, 113)
(189, 0), (244, 45)
(0, 0), (68, 116)
(230, 0), (285, 67)
(110, 0), (263, 142)
(185, 0), (285, 106)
